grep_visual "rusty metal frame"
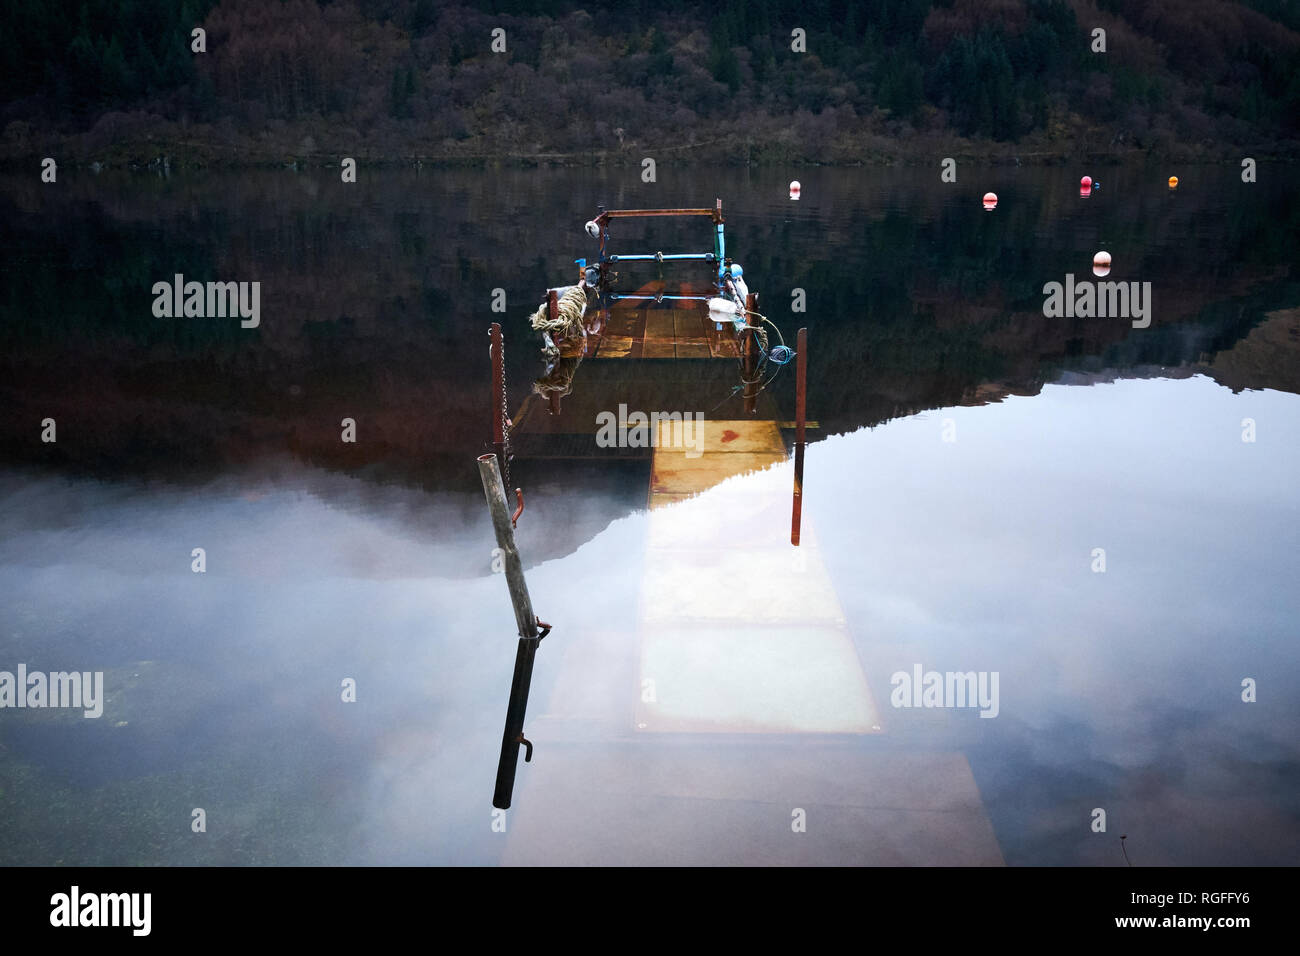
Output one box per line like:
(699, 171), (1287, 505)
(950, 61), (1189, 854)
(592, 199), (727, 288)
(593, 201), (724, 228)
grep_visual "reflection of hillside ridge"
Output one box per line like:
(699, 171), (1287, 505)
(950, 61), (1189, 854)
(0, 169), (1296, 489)
(1196, 309), (1300, 395)
(1053, 366), (1199, 388)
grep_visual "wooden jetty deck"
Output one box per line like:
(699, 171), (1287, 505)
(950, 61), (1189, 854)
(588, 305), (738, 360)
(557, 300), (739, 361)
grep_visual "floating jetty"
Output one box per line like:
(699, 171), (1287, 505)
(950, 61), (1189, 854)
(481, 203), (1004, 864)
(528, 200), (780, 417)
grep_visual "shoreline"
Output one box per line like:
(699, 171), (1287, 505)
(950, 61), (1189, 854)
(5, 148), (1293, 172)
(4, 129), (1294, 173)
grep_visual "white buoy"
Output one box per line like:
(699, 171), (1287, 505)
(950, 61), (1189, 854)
(789, 180), (801, 200)
(1093, 250), (1111, 277)
(585, 220), (600, 238)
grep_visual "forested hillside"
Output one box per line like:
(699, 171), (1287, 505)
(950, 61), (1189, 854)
(3, 0), (1298, 164)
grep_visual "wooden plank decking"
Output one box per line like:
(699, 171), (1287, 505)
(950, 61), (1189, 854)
(562, 304), (739, 360)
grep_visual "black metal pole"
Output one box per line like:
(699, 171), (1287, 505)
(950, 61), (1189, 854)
(494, 635), (540, 809)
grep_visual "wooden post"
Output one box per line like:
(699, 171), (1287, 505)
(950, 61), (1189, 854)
(477, 453), (545, 810)
(489, 323), (506, 479)
(791, 327), (807, 546)
(742, 292), (760, 415)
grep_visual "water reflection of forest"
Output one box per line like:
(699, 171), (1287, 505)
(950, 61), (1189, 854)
(1, 169), (1296, 488)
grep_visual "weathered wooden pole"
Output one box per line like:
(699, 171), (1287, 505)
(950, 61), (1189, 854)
(791, 327), (807, 546)
(742, 292), (760, 415)
(489, 323), (506, 479)
(477, 453), (546, 810)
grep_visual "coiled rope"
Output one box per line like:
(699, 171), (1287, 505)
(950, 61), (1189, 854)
(708, 310), (796, 412)
(740, 311), (794, 366)
(530, 285), (589, 359)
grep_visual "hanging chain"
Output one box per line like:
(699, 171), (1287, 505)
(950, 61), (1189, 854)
(500, 335), (512, 495)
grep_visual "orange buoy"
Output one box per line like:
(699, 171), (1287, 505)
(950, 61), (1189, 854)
(1168, 176), (1179, 189)
(982, 191), (997, 210)
(1081, 176), (1092, 188)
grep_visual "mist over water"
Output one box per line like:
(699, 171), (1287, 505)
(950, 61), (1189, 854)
(1, 166), (1297, 864)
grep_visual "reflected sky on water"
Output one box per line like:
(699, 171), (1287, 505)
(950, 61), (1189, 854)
(1, 374), (1295, 864)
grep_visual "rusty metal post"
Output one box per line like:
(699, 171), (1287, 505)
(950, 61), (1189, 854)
(477, 453), (547, 810)
(489, 323), (506, 479)
(742, 292), (760, 415)
(791, 327), (807, 546)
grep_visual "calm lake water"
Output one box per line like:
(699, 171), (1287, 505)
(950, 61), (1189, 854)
(0, 165), (1297, 865)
